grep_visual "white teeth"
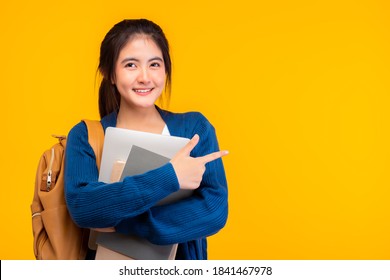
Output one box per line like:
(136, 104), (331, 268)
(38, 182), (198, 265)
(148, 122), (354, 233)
(134, 89), (151, 93)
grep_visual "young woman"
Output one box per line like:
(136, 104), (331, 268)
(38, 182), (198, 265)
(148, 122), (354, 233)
(64, 19), (228, 260)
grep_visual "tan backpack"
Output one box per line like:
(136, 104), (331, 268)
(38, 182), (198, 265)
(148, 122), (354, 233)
(31, 120), (104, 259)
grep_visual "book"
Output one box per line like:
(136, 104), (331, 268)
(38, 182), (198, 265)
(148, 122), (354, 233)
(119, 145), (193, 205)
(92, 127), (191, 260)
(98, 127), (190, 183)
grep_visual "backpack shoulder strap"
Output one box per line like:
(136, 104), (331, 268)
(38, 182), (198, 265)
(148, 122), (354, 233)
(83, 119), (104, 171)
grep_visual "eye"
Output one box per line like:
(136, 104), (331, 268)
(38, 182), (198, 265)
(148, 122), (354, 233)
(150, 62), (161, 68)
(125, 62), (136, 68)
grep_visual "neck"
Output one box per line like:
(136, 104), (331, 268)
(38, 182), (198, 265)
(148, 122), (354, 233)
(116, 105), (165, 134)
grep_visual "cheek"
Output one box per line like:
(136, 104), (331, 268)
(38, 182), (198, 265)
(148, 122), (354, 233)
(154, 72), (167, 86)
(116, 72), (136, 87)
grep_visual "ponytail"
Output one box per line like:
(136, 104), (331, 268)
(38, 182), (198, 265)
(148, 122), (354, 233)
(98, 78), (120, 118)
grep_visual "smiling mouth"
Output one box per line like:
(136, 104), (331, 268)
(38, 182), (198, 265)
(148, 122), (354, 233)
(133, 88), (153, 95)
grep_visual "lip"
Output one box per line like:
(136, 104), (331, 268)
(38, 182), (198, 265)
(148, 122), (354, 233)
(133, 88), (153, 96)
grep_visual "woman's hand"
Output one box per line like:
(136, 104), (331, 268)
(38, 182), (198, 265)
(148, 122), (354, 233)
(170, 134), (228, 190)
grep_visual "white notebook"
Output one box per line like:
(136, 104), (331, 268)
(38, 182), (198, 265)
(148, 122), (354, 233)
(98, 127), (190, 183)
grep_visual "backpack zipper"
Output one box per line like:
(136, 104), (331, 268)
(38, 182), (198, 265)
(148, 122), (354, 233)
(46, 148), (55, 191)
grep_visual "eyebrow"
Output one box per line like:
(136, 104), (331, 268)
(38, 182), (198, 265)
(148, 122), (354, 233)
(120, 56), (164, 64)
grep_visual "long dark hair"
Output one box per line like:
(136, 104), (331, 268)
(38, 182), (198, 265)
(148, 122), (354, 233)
(98, 19), (172, 118)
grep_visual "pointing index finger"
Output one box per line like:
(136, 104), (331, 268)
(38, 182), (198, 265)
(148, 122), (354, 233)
(200, 150), (229, 164)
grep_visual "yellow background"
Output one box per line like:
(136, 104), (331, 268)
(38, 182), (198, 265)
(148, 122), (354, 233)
(1, 0), (389, 260)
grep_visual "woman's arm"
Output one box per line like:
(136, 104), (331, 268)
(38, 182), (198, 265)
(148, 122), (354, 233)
(115, 115), (228, 245)
(64, 122), (180, 228)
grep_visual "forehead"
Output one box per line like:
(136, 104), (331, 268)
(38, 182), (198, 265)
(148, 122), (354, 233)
(119, 35), (163, 58)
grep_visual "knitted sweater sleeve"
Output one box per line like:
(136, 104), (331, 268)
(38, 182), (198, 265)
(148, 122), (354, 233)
(115, 113), (228, 245)
(64, 121), (180, 228)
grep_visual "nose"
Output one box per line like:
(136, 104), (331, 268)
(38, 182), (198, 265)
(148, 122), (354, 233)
(137, 68), (150, 84)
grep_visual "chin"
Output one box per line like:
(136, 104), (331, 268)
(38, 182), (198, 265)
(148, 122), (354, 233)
(134, 101), (158, 109)
(122, 94), (161, 109)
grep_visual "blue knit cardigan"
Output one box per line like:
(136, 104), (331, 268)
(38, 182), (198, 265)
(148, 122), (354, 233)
(64, 107), (228, 260)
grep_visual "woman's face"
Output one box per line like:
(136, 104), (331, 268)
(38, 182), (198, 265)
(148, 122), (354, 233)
(114, 35), (166, 110)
